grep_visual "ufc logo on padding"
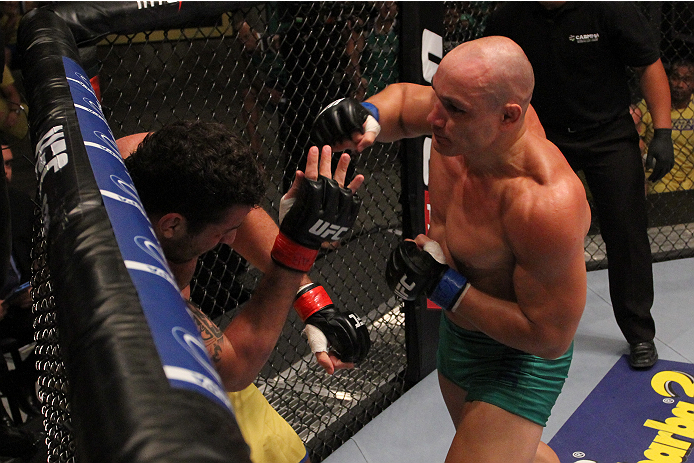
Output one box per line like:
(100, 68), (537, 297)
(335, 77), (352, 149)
(309, 220), (349, 240)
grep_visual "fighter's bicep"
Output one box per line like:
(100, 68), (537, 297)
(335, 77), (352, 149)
(511, 234), (587, 346)
(508, 207), (587, 340)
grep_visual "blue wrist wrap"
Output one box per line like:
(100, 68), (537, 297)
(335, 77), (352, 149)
(361, 102), (380, 122)
(429, 268), (469, 312)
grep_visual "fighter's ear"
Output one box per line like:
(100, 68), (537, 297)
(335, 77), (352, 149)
(502, 103), (522, 125)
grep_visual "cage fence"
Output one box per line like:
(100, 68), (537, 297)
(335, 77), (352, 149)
(24, 2), (694, 463)
(91, 3), (405, 462)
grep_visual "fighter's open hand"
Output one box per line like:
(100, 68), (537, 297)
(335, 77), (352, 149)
(272, 146), (364, 272)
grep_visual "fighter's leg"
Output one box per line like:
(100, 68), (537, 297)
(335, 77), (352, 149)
(439, 373), (553, 463)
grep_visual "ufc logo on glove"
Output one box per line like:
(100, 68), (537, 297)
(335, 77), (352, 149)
(309, 220), (350, 241)
(393, 275), (416, 300)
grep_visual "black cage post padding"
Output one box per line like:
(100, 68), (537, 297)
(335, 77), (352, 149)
(46, 1), (246, 46)
(18, 8), (250, 463)
(399, 1), (445, 386)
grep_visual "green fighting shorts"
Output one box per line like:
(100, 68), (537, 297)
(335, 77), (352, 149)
(437, 314), (573, 426)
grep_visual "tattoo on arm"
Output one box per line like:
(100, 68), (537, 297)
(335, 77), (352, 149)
(186, 301), (224, 364)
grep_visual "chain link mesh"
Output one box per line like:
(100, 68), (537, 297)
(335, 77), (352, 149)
(443, 1), (694, 268)
(94, 3), (405, 462)
(32, 207), (75, 463)
(29, 2), (694, 462)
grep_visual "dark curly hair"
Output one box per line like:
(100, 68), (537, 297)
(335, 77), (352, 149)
(125, 120), (266, 234)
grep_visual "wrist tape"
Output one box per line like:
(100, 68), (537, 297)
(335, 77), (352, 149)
(294, 283), (331, 321)
(429, 268), (470, 313)
(360, 102), (380, 122)
(271, 233), (319, 273)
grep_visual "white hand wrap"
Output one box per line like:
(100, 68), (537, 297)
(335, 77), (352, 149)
(364, 115), (381, 139)
(303, 324), (329, 354)
(423, 240), (447, 264)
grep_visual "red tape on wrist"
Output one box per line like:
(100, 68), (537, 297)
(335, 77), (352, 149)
(271, 233), (318, 273)
(294, 284), (332, 321)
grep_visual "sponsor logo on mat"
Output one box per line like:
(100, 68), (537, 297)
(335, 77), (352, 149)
(549, 355), (694, 463)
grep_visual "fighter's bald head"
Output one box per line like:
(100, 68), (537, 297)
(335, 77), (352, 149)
(442, 36), (534, 111)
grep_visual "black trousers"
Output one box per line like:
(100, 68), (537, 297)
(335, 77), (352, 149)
(547, 114), (655, 344)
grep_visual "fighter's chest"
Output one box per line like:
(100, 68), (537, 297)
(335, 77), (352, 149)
(428, 176), (513, 277)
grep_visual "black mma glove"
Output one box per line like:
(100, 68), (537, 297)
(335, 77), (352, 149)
(294, 283), (371, 364)
(312, 98), (381, 147)
(646, 128), (675, 182)
(272, 175), (361, 272)
(386, 240), (470, 312)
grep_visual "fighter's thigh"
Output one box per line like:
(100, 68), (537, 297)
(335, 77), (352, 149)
(445, 399), (544, 463)
(438, 372), (467, 425)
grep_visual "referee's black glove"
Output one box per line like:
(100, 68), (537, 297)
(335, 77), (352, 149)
(646, 128), (675, 182)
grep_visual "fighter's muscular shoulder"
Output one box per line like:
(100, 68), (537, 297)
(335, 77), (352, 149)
(501, 145), (591, 265)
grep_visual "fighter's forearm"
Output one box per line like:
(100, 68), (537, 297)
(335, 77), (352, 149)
(219, 264), (303, 391)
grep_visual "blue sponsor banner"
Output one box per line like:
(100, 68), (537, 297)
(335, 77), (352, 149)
(62, 56), (232, 412)
(549, 355), (694, 463)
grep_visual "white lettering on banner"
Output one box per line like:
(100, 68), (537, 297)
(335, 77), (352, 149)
(421, 29), (443, 83)
(163, 365), (231, 407)
(137, 1), (178, 9)
(124, 236), (178, 289)
(134, 235), (169, 268)
(67, 71), (98, 101)
(125, 260), (178, 289)
(74, 98), (109, 125)
(100, 190), (148, 219)
(100, 174), (148, 218)
(84, 133), (121, 163)
(172, 326), (221, 380)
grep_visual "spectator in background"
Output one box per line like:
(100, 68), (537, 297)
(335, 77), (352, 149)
(234, 18), (288, 156)
(346, 1), (399, 100)
(0, 1), (34, 69)
(484, 1), (674, 369)
(0, 63), (26, 143)
(0, 2), (20, 69)
(277, 2), (357, 191)
(0, 138), (39, 463)
(443, 4), (464, 55)
(637, 60), (694, 193)
(0, 144), (39, 419)
(0, 145), (32, 308)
